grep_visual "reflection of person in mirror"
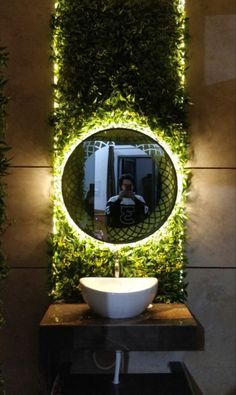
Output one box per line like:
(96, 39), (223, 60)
(105, 174), (149, 228)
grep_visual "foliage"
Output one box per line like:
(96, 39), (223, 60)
(50, 0), (189, 303)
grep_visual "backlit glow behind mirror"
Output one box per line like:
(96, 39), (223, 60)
(57, 127), (183, 245)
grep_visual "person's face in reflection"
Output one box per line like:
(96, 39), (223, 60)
(120, 179), (134, 197)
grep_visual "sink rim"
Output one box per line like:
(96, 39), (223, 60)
(79, 276), (158, 319)
(79, 277), (158, 294)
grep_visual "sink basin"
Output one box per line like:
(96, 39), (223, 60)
(79, 277), (158, 319)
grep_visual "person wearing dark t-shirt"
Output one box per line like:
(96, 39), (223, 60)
(105, 174), (149, 228)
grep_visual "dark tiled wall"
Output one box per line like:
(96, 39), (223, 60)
(0, 1), (53, 394)
(0, 0), (235, 394)
(128, 2), (236, 394)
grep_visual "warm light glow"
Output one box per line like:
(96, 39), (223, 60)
(52, 0), (188, 252)
(178, 0), (185, 13)
(53, 119), (186, 251)
(53, 63), (58, 86)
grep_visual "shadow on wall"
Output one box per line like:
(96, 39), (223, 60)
(226, 390), (236, 395)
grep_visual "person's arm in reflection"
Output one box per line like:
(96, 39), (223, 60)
(131, 194), (149, 217)
(105, 174), (149, 227)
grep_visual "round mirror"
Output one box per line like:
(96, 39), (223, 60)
(62, 128), (177, 244)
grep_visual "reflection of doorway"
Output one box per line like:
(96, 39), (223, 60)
(142, 173), (154, 211)
(120, 157), (136, 182)
(107, 146), (116, 200)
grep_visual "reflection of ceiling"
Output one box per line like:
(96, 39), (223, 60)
(114, 146), (147, 157)
(83, 140), (164, 161)
(137, 144), (163, 158)
(83, 140), (115, 160)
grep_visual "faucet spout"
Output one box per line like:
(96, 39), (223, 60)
(114, 259), (120, 278)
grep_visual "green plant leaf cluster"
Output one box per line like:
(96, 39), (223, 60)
(50, 0), (190, 303)
(52, 0), (188, 147)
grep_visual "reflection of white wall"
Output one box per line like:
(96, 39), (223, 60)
(94, 146), (109, 211)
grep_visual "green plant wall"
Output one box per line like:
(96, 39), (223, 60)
(50, 0), (189, 303)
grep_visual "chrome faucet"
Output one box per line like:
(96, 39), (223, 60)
(114, 259), (120, 278)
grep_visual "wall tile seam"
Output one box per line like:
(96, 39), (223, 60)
(8, 267), (48, 269)
(187, 167), (236, 170)
(186, 266), (236, 269)
(9, 165), (52, 169)
(7, 266), (236, 270)
(8, 166), (236, 170)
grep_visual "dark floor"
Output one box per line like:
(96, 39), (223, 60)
(60, 373), (195, 395)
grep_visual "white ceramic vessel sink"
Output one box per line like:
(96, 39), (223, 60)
(79, 277), (158, 319)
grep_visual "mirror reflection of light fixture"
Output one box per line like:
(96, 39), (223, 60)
(61, 128), (177, 244)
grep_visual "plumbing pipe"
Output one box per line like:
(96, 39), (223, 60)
(112, 350), (122, 385)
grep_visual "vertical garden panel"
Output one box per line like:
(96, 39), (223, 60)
(49, 0), (189, 303)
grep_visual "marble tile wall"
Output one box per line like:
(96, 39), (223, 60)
(128, 1), (236, 394)
(0, 0), (235, 394)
